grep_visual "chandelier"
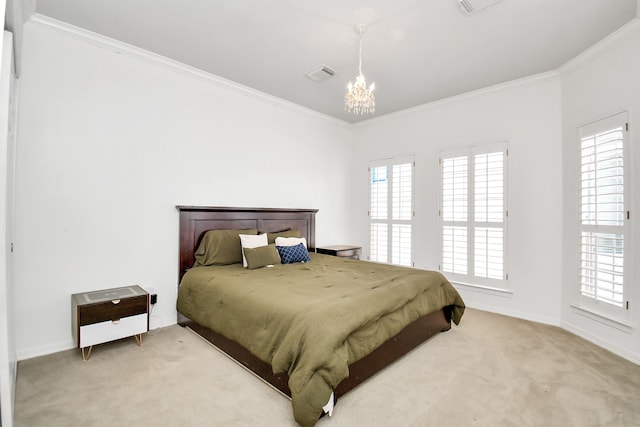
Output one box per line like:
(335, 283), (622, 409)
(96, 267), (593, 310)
(345, 24), (375, 115)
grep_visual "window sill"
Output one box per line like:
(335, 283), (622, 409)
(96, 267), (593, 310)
(570, 304), (633, 334)
(451, 281), (513, 298)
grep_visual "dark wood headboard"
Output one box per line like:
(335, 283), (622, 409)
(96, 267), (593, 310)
(176, 206), (318, 282)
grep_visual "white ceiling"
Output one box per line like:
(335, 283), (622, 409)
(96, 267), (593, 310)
(32, 0), (638, 123)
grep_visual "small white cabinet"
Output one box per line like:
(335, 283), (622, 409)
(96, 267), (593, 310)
(72, 285), (149, 360)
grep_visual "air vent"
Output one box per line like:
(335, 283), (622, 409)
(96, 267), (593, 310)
(305, 65), (337, 82)
(457, 0), (502, 15)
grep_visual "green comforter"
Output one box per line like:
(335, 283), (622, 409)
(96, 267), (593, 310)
(177, 253), (465, 426)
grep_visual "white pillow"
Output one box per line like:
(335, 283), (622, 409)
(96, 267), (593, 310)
(239, 233), (268, 267)
(275, 236), (307, 248)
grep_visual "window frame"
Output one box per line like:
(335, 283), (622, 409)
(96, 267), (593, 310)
(439, 142), (508, 290)
(576, 112), (630, 321)
(368, 156), (415, 267)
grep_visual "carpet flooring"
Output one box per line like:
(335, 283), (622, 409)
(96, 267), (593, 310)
(14, 308), (640, 426)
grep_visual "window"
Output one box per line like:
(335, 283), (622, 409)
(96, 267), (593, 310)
(369, 157), (414, 266)
(440, 143), (507, 288)
(578, 112), (629, 319)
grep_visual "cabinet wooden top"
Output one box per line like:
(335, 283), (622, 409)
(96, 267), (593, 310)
(72, 285), (147, 306)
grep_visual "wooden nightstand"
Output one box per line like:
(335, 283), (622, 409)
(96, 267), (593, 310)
(316, 245), (362, 260)
(71, 285), (149, 361)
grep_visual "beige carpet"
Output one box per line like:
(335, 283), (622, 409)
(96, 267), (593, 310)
(14, 309), (640, 426)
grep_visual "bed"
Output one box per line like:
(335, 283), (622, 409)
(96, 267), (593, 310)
(175, 206), (465, 426)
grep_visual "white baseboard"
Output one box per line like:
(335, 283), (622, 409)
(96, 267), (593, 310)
(16, 319), (179, 361)
(465, 302), (561, 327)
(561, 320), (640, 365)
(18, 311), (639, 367)
(465, 302), (640, 365)
(16, 338), (75, 361)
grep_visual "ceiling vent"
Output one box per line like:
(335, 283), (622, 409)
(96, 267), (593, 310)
(457, 0), (502, 15)
(305, 65), (337, 82)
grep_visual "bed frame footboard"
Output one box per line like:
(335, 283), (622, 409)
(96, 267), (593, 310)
(179, 306), (453, 398)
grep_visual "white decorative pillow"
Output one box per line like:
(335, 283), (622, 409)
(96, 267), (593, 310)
(275, 236), (307, 248)
(239, 233), (268, 267)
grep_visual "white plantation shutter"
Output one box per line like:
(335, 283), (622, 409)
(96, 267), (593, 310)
(392, 224), (412, 266)
(442, 155), (468, 274)
(370, 165), (388, 263)
(392, 163), (413, 266)
(474, 150), (504, 280)
(440, 144), (507, 288)
(578, 113), (629, 317)
(369, 158), (414, 266)
(474, 228), (503, 279)
(442, 226), (467, 274)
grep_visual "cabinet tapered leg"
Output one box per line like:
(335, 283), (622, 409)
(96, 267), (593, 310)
(81, 346), (93, 361)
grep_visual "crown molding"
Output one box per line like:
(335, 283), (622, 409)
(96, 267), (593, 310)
(354, 70), (560, 128)
(559, 18), (640, 74)
(25, 12), (638, 130)
(356, 18), (640, 128)
(27, 14), (350, 128)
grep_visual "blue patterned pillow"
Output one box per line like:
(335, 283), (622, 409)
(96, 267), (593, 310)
(276, 243), (311, 264)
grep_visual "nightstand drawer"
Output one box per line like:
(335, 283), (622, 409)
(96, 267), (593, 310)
(78, 295), (147, 326)
(80, 313), (148, 348)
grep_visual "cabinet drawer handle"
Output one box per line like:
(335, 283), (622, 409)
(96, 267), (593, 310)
(111, 299), (120, 304)
(112, 319), (120, 324)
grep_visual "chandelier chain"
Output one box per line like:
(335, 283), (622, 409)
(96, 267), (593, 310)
(358, 31), (363, 76)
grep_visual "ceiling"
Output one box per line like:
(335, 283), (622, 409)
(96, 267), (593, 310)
(32, 0), (638, 123)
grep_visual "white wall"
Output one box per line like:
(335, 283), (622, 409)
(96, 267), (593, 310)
(1, 27), (17, 427)
(12, 13), (640, 366)
(560, 20), (640, 363)
(350, 18), (640, 364)
(351, 74), (564, 326)
(13, 19), (353, 359)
